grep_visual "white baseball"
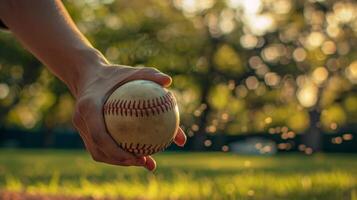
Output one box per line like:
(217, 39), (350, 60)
(103, 80), (179, 156)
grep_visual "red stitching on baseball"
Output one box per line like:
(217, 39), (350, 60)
(104, 92), (176, 117)
(118, 141), (172, 155)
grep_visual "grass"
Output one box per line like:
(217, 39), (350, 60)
(0, 150), (356, 200)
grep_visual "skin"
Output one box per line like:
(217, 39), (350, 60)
(0, 0), (186, 171)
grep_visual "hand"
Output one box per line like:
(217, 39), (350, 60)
(72, 64), (187, 171)
(0, 0), (185, 170)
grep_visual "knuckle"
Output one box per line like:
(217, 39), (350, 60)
(76, 96), (97, 116)
(150, 67), (160, 72)
(143, 67), (160, 74)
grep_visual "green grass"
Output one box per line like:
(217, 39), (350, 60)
(0, 150), (356, 200)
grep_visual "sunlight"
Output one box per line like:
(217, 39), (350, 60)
(219, 9), (236, 33)
(240, 34), (258, 49)
(346, 61), (357, 84)
(227, 0), (262, 14)
(244, 14), (276, 36)
(297, 80), (318, 108)
(0, 83), (9, 99)
(293, 48), (307, 62)
(306, 32), (325, 49)
(312, 67), (329, 85)
(227, 0), (276, 36)
(264, 72), (280, 87)
(173, 0), (215, 15)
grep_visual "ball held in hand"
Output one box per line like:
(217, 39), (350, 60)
(103, 80), (179, 156)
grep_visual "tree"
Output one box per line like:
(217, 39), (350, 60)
(0, 0), (356, 152)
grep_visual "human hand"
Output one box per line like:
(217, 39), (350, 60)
(72, 64), (186, 171)
(0, 0), (184, 171)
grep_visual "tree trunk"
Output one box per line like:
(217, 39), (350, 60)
(43, 127), (54, 148)
(192, 84), (211, 151)
(191, 36), (220, 151)
(302, 108), (322, 152)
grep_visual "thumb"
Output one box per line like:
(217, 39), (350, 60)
(126, 68), (172, 88)
(151, 73), (172, 87)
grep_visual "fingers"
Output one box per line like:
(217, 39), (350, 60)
(87, 124), (139, 162)
(153, 72), (172, 87)
(103, 156), (146, 167)
(139, 127), (185, 172)
(144, 156), (157, 171)
(174, 127), (187, 147)
(74, 98), (140, 165)
(118, 156), (146, 166)
(72, 66), (176, 171)
(124, 67), (172, 87)
(79, 100), (139, 161)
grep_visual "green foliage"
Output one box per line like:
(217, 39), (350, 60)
(344, 95), (357, 122)
(209, 84), (231, 110)
(214, 44), (244, 75)
(0, 0), (356, 136)
(287, 110), (310, 133)
(321, 104), (347, 131)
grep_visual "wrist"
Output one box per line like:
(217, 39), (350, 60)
(64, 48), (109, 98)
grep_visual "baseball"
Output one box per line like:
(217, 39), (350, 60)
(103, 80), (179, 156)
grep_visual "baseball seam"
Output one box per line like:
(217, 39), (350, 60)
(103, 92), (176, 117)
(119, 140), (173, 155)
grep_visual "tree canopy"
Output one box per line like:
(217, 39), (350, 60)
(0, 0), (356, 147)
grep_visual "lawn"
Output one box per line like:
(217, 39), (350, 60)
(0, 150), (356, 200)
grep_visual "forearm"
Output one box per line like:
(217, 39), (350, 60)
(0, 0), (108, 96)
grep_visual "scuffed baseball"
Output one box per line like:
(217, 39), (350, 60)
(103, 80), (179, 156)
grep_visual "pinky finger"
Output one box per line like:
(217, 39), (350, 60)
(144, 156), (157, 171)
(118, 157), (147, 166)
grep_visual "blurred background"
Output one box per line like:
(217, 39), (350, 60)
(0, 0), (356, 199)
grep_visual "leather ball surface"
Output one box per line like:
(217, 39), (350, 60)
(104, 80), (179, 156)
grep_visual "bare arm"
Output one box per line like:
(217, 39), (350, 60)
(0, 0), (186, 171)
(0, 0), (106, 96)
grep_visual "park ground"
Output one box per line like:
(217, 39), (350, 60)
(0, 150), (356, 200)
